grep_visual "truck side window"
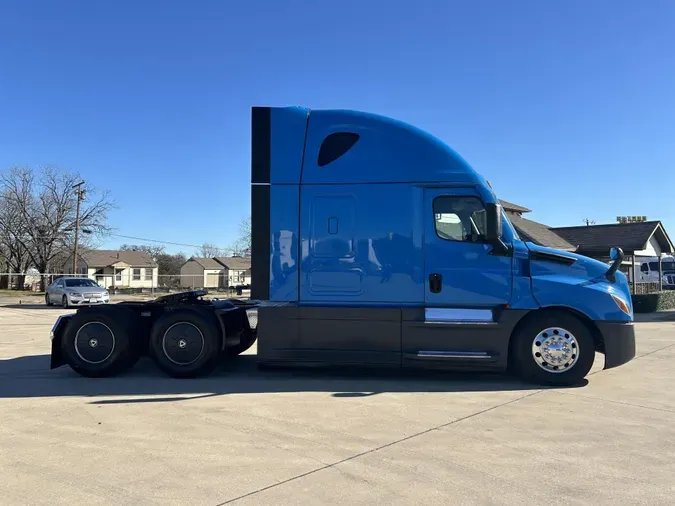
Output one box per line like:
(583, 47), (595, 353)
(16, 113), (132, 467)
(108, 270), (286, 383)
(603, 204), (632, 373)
(433, 196), (487, 242)
(641, 264), (649, 273)
(318, 132), (360, 167)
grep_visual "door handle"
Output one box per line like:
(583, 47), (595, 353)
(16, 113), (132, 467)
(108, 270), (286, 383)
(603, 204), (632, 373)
(429, 273), (442, 293)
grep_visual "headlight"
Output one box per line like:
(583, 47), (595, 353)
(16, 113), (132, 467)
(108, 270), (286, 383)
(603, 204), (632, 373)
(68, 292), (81, 297)
(103, 291), (109, 296)
(611, 294), (631, 315)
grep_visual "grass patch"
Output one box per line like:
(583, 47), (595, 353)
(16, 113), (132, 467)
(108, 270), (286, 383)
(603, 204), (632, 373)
(0, 289), (44, 296)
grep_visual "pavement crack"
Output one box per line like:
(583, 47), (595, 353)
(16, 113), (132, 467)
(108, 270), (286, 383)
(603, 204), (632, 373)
(557, 391), (675, 415)
(215, 390), (542, 505)
(633, 342), (675, 360)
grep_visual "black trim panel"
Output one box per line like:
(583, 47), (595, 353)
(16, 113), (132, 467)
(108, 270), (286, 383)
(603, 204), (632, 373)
(257, 305), (401, 366)
(596, 321), (636, 369)
(530, 250), (577, 266)
(251, 184), (270, 300)
(251, 106), (271, 184)
(256, 305), (531, 373)
(401, 309), (528, 371)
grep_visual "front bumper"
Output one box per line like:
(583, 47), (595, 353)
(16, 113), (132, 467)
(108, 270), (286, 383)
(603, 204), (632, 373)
(596, 320), (636, 369)
(68, 296), (109, 306)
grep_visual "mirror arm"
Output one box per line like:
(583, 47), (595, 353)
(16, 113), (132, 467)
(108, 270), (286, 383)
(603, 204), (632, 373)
(489, 238), (511, 256)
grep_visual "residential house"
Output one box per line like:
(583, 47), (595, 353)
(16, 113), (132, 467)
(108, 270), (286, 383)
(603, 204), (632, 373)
(61, 249), (158, 289)
(500, 200), (576, 252)
(499, 200), (674, 282)
(180, 257), (228, 289)
(180, 256), (252, 289)
(215, 256), (252, 286)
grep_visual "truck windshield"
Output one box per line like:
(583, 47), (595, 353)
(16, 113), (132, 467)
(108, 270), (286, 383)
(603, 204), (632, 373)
(502, 210), (520, 241)
(649, 261), (675, 272)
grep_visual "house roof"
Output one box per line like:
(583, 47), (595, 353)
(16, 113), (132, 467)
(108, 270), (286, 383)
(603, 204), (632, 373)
(187, 257), (226, 270)
(78, 249), (157, 267)
(506, 211), (576, 251)
(215, 256), (251, 270)
(499, 200), (531, 214)
(553, 221), (674, 256)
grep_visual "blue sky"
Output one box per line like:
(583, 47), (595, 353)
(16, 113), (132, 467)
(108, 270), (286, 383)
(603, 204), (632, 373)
(1, 0), (674, 254)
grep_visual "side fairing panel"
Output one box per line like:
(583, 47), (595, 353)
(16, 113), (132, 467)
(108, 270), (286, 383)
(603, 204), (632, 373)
(269, 185), (300, 301)
(270, 106), (309, 184)
(251, 106), (307, 300)
(299, 184), (424, 304)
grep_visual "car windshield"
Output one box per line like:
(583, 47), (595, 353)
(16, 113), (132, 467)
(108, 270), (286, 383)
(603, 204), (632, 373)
(64, 279), (99, 287)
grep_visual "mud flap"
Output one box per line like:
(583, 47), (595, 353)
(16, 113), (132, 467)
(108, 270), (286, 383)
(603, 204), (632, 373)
(49, 314), (73, 369)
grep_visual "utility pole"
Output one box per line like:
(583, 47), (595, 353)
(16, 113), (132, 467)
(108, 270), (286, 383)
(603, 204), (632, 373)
(72, 181), (85, 275)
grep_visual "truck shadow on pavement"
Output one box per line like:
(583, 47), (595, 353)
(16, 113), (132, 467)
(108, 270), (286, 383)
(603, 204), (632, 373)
(1, 304), (65, 311)
(0, 354), (586, 403)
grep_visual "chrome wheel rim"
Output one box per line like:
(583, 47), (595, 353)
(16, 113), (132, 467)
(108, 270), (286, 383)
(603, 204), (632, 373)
(74, 322), (116, 364)
(531, 327), (578, 374)
(162, 322), (205, 366)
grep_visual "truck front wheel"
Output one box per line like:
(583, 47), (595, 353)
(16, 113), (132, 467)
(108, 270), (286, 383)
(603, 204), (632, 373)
(60, 306), (139, 377)
(510, 311), (595, 386)
(148, 309), (222, 378)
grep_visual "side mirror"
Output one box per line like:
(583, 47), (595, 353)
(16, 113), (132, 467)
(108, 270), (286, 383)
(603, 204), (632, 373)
(485, 203), (503, 243)
(606, 247), (624, 282)
(485, 203), (508, 255)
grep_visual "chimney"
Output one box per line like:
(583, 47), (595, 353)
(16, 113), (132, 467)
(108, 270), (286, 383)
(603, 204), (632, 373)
(117, 252), (120, 259)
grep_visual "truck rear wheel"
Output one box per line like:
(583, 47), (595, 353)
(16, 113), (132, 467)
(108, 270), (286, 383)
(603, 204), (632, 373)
(148, 309), (222, 378)
(510, 311), (595, 386)
(60, 306), (139, 377)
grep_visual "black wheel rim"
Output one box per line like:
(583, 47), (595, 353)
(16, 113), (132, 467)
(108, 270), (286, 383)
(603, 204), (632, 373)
(74, 322), (116, 364)
(162, 322), (205, 366)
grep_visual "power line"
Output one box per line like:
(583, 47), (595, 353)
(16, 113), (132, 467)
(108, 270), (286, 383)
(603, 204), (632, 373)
(0, 232), (232, 250)
(108, 233), (234, 251)
(109, 234), (207, 249)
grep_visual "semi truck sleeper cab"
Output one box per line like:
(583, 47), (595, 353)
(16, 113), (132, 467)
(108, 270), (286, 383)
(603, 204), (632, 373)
(49, 106), (636, 386)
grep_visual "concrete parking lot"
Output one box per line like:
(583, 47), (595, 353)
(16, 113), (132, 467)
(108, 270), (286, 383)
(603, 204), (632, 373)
(1, 304), (674, 505)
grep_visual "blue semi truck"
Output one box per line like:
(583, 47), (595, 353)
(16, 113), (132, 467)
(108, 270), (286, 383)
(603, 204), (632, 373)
(49, 106), (636, 386)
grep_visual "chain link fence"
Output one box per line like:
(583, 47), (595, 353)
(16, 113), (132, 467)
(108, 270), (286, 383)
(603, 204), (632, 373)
(0, 272), (251, 297)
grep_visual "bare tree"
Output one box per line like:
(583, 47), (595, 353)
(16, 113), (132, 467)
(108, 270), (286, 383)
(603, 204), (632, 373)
(0, 193), (32, 289)
(197, 242), (226, 258)
(0, 165), (115, 289)
(120, 243), (165, 260)
(230, 216), (251, 257)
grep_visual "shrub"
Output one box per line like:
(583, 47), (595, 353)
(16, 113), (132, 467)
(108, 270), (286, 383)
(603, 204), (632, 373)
(631, 291), (675, 313)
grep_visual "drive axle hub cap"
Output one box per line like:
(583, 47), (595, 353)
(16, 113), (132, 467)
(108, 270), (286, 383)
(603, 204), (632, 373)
(162, 322), (205, 366)
(531, 327), (578, 374)
(75, 322), (115, 364)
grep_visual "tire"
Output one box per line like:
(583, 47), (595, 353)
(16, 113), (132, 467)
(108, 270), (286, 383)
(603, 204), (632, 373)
(62, 295), (69, 308)
(148, 308), (223, 378)
(510, 310), (595, 386)
(60, 306), (140, 377)
(45, 293), (53, 306)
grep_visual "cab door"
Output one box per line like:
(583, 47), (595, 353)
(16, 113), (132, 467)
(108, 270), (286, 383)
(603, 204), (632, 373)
(401, 188), (513, 367)
(423, 188), (512, 310)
